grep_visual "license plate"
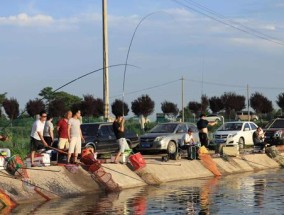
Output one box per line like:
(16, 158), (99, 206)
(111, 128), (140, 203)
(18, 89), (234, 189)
(142, 144), (151, 148)
(215, 139), (225, 144)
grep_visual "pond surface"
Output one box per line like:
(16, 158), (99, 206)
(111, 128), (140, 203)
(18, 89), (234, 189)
(6, 169), (284, 214)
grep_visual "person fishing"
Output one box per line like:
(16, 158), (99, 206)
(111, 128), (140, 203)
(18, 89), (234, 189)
(112, 115), (130, 164)
(30, 110), (49, 167)
(180, 128), (198, 160)
(253, 127), (266, 150)
(197, 113), (217, 148)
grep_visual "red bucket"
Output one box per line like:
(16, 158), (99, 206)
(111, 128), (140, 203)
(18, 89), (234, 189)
(129, 152), (146, 171)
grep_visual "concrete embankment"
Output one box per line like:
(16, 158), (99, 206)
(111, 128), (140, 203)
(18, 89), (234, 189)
(0, 152), (283, 206)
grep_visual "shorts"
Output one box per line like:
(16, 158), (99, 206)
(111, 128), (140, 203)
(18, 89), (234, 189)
(30, 137), (45, 152)
(58, 138), (69, 150)
(68, 137), (82, 154)
(44, 136), (53, 146)
(117, 138), (130, 153)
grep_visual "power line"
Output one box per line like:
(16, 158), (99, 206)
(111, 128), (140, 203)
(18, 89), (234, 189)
(184, 0), (284, 44)
(110, 79), (180, 99)
(172, 0), (284, 46)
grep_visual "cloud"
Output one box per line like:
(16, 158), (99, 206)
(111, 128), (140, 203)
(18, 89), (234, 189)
(0, 13), (54, 26)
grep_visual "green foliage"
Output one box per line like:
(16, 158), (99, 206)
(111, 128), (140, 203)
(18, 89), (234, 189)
(161, 100), (179, 118)
(111, 99), (129, 117)
(131, 94), (155, 117)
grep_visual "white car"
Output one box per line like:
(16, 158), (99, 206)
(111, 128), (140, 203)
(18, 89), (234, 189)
(213, 121), (258, 149)
(204, 114), (223, 123)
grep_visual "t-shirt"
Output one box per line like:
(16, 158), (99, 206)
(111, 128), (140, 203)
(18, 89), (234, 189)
(68, 118), (81, 138)
(197, 119), (209, 130)
(181, 133), (195, 145)
(113, 121), (125, 139)
(57, 119), (69, 138)
(43, 121), (54, 137)
(30, 120), (45, 140)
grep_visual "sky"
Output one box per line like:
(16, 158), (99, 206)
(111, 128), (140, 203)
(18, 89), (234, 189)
(0, 0), (284, 118)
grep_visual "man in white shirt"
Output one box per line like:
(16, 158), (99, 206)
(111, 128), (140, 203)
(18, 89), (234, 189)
(30, 110), (49, 166)
(67, 109), (84, 163)
(181, 128), (198, 160)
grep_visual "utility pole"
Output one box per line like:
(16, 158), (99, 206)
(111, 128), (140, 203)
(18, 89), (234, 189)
(181, 76), (184, 122)
(102, 0), (109, 121)
(247, 84), (250, 121)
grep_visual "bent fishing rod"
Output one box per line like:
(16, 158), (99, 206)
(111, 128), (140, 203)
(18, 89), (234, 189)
(0, 63), (138, 136)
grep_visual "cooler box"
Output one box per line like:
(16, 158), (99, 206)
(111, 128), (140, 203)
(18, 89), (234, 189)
(25, 153), (51, 167)
(223, 146), (239, 157)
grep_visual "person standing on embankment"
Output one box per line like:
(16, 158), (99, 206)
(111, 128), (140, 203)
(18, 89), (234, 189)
(67, 109), (84, 164)
(57, 110), (72, 150)
(30, 110), (49, 166)
(197, 113), (217, 147)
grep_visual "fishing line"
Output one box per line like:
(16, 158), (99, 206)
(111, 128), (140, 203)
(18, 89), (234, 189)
(122, 11), (173, 116)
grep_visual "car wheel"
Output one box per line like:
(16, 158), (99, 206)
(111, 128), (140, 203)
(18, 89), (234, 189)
(167, 141), (177, 155)
(238, 137), (245, 150)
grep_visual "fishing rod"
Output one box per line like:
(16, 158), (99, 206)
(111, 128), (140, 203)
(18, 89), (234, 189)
(19, 167), (61, 172)
(146, 162), (182, 166)
(122, 11), (170, 116)
(0, 63), (138, 135)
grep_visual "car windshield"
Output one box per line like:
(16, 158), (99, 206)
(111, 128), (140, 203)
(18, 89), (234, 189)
(265, 119), (284, 129)
(217, 123), (243, 131)
(81, 124), (99, 136)
(150, 123), (178, 133)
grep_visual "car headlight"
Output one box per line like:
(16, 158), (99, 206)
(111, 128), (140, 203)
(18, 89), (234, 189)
(155, 136), (165, 142)
(274, 130), (282, 138)
(228, 133), (237, 138)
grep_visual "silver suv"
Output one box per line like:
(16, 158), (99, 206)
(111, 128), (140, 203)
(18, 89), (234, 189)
(138, 122), (199, 154)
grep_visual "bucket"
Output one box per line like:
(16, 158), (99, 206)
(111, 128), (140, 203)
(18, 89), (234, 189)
(129, 152), (146, 171)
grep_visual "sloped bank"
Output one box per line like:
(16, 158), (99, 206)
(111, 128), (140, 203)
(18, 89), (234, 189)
(0, 152), (282, 208)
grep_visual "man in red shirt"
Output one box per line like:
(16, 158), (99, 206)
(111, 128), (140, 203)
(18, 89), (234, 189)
(57, 110), (72, 150)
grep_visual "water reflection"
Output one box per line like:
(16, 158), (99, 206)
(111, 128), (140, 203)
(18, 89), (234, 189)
(4, 169), (284, 214)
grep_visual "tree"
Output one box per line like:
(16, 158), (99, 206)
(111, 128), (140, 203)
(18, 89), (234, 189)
(48, 99), (68, 118)
(221, 92), (245, 117)
(81, 94), (96, 118)
(250, 92), (273, 114)
(188, 101), (201, 115)
(276, 92), (284, 111)
(39, 87), (82, 110)
(39, 87), (55, 104)
(209, 96), (224, 113)
(131, 95), (155, 118)
(161, 101), (179, 118)
(201, 94), (209, 112)
(111, 99), (129, 117)
(94, 98), (104, 117)
(2, 97), (19, 120)
(26, 99), (45, 117)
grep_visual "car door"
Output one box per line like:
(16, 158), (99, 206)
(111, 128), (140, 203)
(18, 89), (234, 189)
(97, 124), (116, 152)
(243, 123), (254, 144)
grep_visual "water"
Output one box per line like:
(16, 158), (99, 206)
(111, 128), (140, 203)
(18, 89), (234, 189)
(6, 169), (284, 214)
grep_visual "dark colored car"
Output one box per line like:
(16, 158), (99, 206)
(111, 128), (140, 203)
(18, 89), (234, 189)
(52, 122), (139, 155)
(264, 118), (284, 145)
(81, 122), (139, 154)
